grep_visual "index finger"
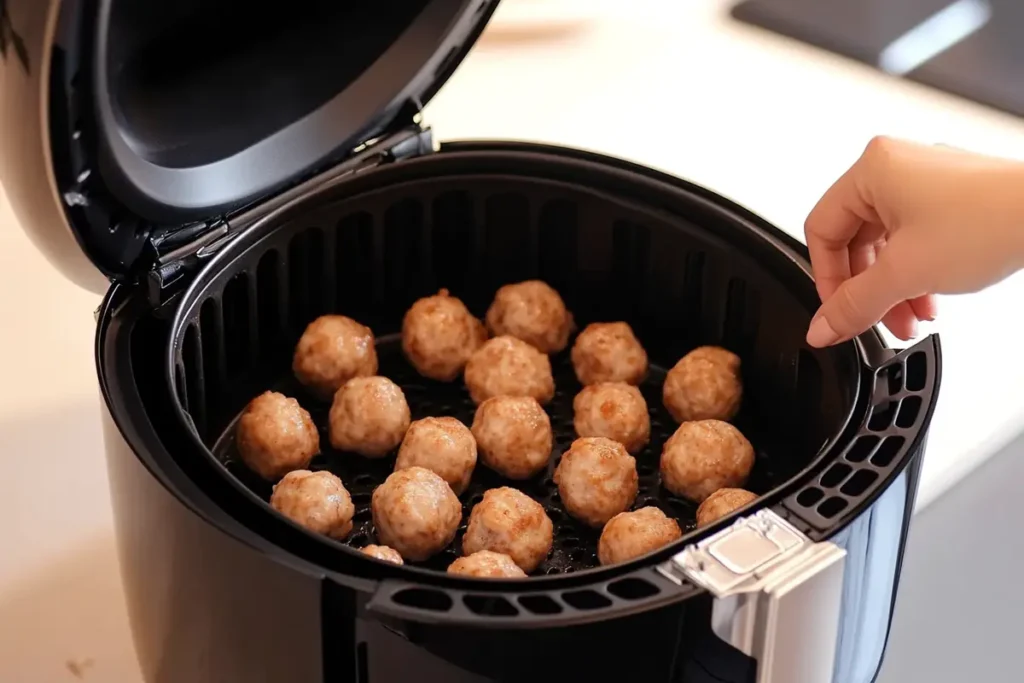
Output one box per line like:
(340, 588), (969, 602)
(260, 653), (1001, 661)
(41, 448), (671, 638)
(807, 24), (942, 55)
(804, 154), (881, 301)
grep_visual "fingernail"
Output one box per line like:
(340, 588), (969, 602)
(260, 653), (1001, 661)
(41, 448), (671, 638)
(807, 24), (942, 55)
(806, 315), (840, 348)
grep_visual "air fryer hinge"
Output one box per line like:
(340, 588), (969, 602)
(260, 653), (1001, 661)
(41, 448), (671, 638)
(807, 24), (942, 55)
(143, 125), (435, 307)
(660, 509), (847, 683)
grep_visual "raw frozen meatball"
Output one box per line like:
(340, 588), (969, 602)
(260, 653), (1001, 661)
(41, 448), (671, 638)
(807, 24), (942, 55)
(360, 545), (404, 565)
(661, 420), (755, 502)
(598, 507), (683, 566)
(462, 487), (553, 572)
(395, 417), (478, 495)
(554, 437), (639, 527)
(471, 396), (553, 480)
(270, 470), (354, 540)
(696, 488), (758, 527)
(292, 315), (377, 399)
(571, 322), (648, 386)
(236, 391), (319, 480)
(371, 467), (462, 562)
(485, 280), (574, 353)
(402, 289), (488, 381)
(448, 551), (527, 579)
(329, 376), (411, 457)
(663, 346), (743, 423)
(573, 382), (651, 454)
(463, 335), (555, 405)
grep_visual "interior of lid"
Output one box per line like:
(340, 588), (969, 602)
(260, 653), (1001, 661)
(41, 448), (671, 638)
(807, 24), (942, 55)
(92, 0), (494, 224)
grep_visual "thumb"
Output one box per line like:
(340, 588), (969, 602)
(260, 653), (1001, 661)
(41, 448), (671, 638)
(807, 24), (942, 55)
(806, 240), (918, 347)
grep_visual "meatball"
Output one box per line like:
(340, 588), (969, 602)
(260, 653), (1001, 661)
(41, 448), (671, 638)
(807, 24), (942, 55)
(402, 289), (488, 381)
(270, 470), (354, 540)
(571, 322), (648, 386)
(371, 467), (462, 561)
(462, 487), (553, 572)
(471, 396), (553, 480)
(598, 507), (683, 566)
(360, 545), (404, 565)
(292, 315), (377, 399)
(329, 376), (411, 457)
(448, 551), (527, 579)
(395, 417), (477, 494)
(464, 335), (555, 405)
(573, 382), (651, 454)
(554, 437), (639, 527)
(663, 346), (743, 423)
(696, 488), (758, 527)
(485, 280), (574, 353)
(236, 391), (319, 480)
(660, 420), (754, 502)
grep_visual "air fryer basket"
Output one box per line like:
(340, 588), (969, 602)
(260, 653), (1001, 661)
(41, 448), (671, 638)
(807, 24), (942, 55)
(167, 144), (875, 584)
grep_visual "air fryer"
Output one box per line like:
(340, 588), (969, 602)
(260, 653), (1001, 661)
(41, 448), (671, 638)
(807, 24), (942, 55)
(0, 1), (941, 682)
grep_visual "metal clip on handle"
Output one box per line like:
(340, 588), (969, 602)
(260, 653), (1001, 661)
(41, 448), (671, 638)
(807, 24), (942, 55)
(660, 510), (847, 683)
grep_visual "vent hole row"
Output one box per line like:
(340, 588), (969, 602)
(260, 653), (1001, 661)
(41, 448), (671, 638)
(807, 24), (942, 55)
(390, 577), (662, 617)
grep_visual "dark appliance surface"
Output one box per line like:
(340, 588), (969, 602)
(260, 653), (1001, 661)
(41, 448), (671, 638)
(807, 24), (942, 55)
(0, 0), (943, 681)
(731, 0), (1024, 118)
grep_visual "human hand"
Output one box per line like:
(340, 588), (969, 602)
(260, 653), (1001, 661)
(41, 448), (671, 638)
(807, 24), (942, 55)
(804, 137), (1024, 347)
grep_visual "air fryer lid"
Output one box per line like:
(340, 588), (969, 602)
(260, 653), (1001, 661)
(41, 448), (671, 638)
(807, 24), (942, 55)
(48, 0), (498, 281)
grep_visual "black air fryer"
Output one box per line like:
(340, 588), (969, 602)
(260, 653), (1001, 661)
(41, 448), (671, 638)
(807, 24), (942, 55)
(0, 1), (941, 682)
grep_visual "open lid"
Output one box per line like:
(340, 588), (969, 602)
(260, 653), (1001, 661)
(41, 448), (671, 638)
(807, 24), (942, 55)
(38, 0), (499, 289)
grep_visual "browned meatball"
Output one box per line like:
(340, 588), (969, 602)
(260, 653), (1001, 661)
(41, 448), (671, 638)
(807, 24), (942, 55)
(395, 417), (477, 494)
(371, 467), (462, 562)
(696, 488), (758, 527)
(360, 545), (404, 565)
(471, 396), (553, 480)
(402, 289), (488, 381)
(462, 487), (553, 572)
(598, 507), (683, 566)
(660, 420), (754, 502)
(485, 280), (574, 353)
(236, 391), (319, 480)
(292, 315), (377, 399)
(270, 470), (354, 540)
(448, 551), (527, 579)
(571, 322), (648, 386)
(663, 346), (743, 423)
(573, 382), (651, 454)
(554, 437), (639, 527)
(463, 335), (555, 405)
(329, 376), (411, 457)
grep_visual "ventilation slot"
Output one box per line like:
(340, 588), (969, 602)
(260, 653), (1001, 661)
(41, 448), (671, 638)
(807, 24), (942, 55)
(682, 251), (706, 336)
(868, 401), (896, 431)
(896, 396), (922, 428)
(383, 199), (427, 311)
(199, 299), (225, 395)
(611, 220), (651, 318)
(256, 250), (283, 358)
(182, 323), (206, 436)
(518, 595), (563, 615)
(288, 229), (329, 330)
(562, 590), (613, 611)
(463, 595), (519, 617)
(820, 463), (852, 488)
(845, 435), (879, 463)
(796, 350), (824, 442)
(484, 193), (533, 288)
(722, 277), (759, 353)
(797, 487), (825, 507)
(431, 191), (476, 300)
(537, 199), (579, 300)
(870, 436), (905, 467)
(607, 578), (661, 600)
(390, 588), (453, 612)
(222, 273), (252, 376)
(841, 469), (879, 496)
(882, 362), (903, 395)
(905, 351), (927, 391)
(817, 496), (848, 519)
(335, 212), (377, 320)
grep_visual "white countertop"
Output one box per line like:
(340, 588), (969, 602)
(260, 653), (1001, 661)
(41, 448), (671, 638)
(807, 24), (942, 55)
(3, 1), (1024, 680)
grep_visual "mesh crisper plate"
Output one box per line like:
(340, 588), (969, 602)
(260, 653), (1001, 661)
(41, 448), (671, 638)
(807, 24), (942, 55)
(213, 334), (783, 575)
